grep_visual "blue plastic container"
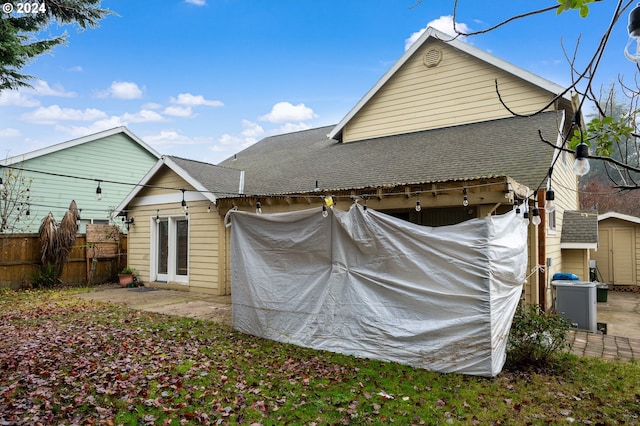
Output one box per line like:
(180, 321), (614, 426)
(552, 272), (579, 281)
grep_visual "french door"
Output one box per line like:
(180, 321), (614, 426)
(154, 216), (189, 284)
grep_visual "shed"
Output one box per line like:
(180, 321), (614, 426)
(590, 212), (640, 286)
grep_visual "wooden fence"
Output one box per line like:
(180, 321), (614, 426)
(0, 227), (127, 289)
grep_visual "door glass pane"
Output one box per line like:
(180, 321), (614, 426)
(157, 220), (168, 274)
(175, 219), (188, 276)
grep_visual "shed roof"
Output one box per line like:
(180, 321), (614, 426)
(598, 211), (640, 225)
(219, 110), (564, 196)
(561, 210), (599, 249)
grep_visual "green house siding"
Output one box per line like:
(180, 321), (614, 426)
(10, 132), (158, 233)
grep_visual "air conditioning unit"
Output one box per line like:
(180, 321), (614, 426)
(552, 280), (597, 332)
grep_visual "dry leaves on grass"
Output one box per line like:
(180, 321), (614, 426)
(0, 295), (357, 425)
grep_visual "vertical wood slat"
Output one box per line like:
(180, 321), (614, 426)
(0, 232), (127, 289)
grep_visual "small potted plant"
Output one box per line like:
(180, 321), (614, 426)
(118, 267), (137, 287)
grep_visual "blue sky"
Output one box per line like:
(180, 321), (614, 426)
(0, 0), (636, 164)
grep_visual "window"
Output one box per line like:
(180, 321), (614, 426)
(152, 215), (189, 283)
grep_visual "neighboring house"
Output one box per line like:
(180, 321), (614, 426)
(117, 27), (588, 310)
(591, 212), (640, 286)
(1, 127), (161, 233)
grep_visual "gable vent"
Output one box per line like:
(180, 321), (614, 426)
(423, 48), (442, 68)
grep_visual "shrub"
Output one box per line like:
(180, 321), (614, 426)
(30, 263), (63, 289)
(506, 304), (571, 371)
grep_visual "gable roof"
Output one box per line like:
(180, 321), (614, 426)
(598, 211), (640, 225)
(115, 155), (243, 214)
(1, 126), (161, 166)
(219, 110), (564, 196)
(561, 211), (599, 249)
(328, 27), (571, 142)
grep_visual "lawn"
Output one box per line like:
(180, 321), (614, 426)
(1, 288), (639, 425)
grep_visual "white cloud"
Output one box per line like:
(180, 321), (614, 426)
(170, 93), (223, 107)
(122, 109), (165, 123)
(259, 101), (318, 123)
(164, 105), (194, 117)
(211, 121), (263, 154)
(185, 0), (206, 5)
(0, 128), (21, 137)
(404, 16), (471, 51)
(68, 65), (83, 72)
(97, 81), (144, 99)
(55, 117), (127, 137)
(142, 102), (163, 110)
(0, 79), (75, 107)
(276, 122), (313, 134)
(21, 105), (108, 124)
(28, 80), (77, 98)
(0, 90), (40, 107)
(240, 120), (264, 138)
(144, 129), (198, 147)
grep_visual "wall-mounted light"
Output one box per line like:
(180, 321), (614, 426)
(156, 209), (160, 224)
(626, 3), (640, 62)
(256, 201), (262, 214)
(95, 181), (102, 201)
(322, 204), (328, 218)
(462, 187), (469, 207)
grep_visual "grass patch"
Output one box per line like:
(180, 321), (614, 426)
(1, 288), (639, 424)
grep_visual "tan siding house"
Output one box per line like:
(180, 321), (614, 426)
(117, 156), (241, 295)
(591, 212), (640, 286)
(118, 27), (586, 311)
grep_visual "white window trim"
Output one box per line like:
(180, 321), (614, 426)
(150, 214), (189, 285)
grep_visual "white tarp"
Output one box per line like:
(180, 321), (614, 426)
(230, 204), (527, 377)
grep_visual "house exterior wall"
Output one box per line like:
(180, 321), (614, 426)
(541, 155), (581, 308)
(591, 218), (640, 286)
(126, 167), (224, 294)
(561, 249), (590, 282)
(341, 39), (562, 143)
(6, 132), (157, 233)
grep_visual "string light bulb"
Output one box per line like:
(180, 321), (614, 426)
(531, 207), (541, 226)
(0, 176), (4, 191)
(545, 189), (555, 213)
(256, 201), (262, 214)
(573, 142), (590, 176)
(625, 3), (640, 62)
(181, 189), (188, 213)
(25, 204), (30, 218)
(95, 181), (102, 201)
(462, 187), (469, 207)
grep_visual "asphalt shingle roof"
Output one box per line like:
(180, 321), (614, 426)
(561, 211), (599, 246)
(218, 111), (564, 196)
(167, 156), (243, 196)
